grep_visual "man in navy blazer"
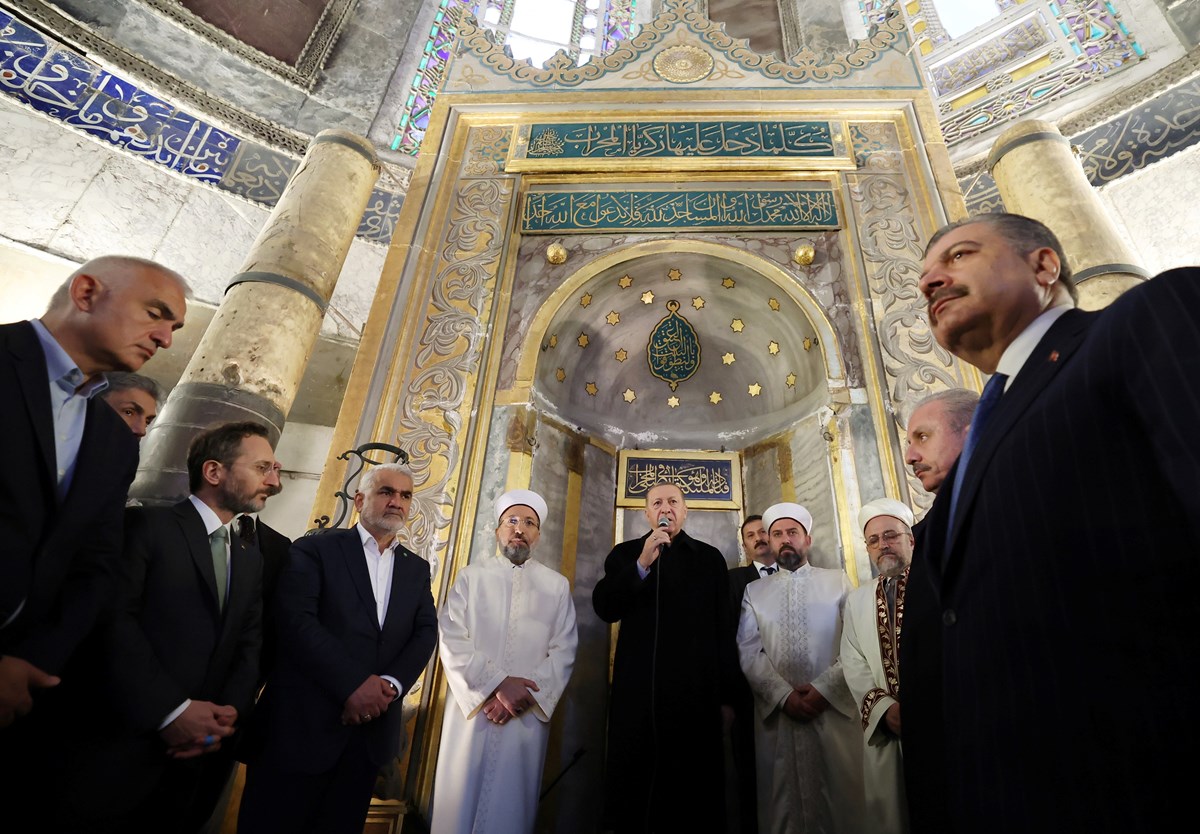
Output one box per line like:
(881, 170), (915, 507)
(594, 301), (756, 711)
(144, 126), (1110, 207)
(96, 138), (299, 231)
(238, 462), (438, 834)
(0, 255), (187, 731)
(902, 213), (1198, 832)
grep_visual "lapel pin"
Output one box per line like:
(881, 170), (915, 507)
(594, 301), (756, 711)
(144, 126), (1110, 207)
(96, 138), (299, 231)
(1048, 350), (1059, 363)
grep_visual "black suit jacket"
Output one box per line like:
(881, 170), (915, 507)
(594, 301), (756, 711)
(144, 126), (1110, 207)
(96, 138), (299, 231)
(0, 320), (138, 673)
(106, 500), (263, 731)
(900, 268), (1200, 833)
(242, 526), (437, 774)
(727, 563), (761, 619)
(39, 499), (263, 830)
(240, 516), (291, 685)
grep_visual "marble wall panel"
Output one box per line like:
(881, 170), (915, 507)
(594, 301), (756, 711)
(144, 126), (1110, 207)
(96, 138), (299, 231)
(789, 411), (839, 571)
(48, 149), (189, 261)
(152, 186), (269, 301)
(0, 102), (100, 246)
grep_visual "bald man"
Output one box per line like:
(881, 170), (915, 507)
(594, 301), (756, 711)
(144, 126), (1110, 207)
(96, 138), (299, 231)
(1, 256), (188, 731)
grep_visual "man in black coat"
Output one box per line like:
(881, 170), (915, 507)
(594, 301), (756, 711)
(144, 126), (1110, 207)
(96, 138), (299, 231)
(593, 482), (737, 833)
(726, 513), (774, 834)
(0, 256), (187, 733)
(896, 388), (975, 834)
(903, 212), (1199, 832)
(43, 421), (279, 832)
(238, 463), (438, 834)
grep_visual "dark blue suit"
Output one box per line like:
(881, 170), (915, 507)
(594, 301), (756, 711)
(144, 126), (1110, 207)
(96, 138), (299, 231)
(0, 320), (138, 674)
(900, 268), (1200, 832)
(239, 526), (437, 833)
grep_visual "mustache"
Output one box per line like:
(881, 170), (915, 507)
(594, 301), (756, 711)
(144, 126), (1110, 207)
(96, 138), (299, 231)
(927, 286), (967, 321)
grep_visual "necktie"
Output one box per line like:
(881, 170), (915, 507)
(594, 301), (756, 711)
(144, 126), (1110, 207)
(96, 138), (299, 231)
(237, 514), (257, 547)
(947, 372), (1008, 539)
(210, 526), (228, 611)
(762, 566), (776, 576)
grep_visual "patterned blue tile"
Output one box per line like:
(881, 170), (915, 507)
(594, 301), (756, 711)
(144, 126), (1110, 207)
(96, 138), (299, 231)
(0, 12), (50, 62)
(358, 189), (403, 243)
(219, 141), (297, 204)
(0, 13), (398, 244)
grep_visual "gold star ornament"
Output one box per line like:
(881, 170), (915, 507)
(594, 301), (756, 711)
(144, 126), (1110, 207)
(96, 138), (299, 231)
(641, 291), (655, 305)
(785, 372), (797, 388)
(691, 296), (705, 310)
(585, 382), (598, 396)
(768, 341), (780, 355)
(615, 348), (628, 362)
(667, 396), (680, 408)
(618, 275), (634, 289)
(577, 334), (589, 348)
(730, 319), (744, 333)
(623, 388), (637, 403)
(580, 293), (592, 308)
(748, 383), (762, 397)
(709, 392), (723, 404)
(606, 311), (621, 326)
(722, 352), (735, 365)
(721, 277), (736, 289)
(668, 268), (682, 281)
(768, 298), (781, 311)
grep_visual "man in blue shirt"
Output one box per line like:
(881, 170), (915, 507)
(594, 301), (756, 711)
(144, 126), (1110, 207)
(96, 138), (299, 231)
(0, 255), (188, 731)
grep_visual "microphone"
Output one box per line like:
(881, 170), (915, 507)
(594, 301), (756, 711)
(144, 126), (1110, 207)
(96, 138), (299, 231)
(657, 516), (669, 554)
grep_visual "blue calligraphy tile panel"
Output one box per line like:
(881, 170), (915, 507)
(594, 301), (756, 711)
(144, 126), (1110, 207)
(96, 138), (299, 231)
(0, 10), (400, 244)
(962, 75), (1200, 216)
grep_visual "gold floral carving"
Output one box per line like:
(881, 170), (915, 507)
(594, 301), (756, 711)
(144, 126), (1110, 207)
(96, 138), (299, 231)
(388, 178), (514, 564)
(653, 45), (714, 83)
(846, 151), (974, 512)
(449, 0), (905, 88)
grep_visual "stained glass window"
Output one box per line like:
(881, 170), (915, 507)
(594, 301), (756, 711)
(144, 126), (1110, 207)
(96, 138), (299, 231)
(393, 0), (637, 155)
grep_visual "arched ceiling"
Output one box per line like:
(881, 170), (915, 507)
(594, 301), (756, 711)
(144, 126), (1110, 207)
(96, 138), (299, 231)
(531, 249), (830, 449)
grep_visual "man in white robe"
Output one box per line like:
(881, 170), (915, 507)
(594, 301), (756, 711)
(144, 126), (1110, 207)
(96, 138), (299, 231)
(431, 489), (578, 834)
(737, 502), (866, 834)
(840, 498), (916, 834)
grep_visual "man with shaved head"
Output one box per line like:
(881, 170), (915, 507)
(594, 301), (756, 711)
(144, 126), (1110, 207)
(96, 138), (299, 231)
(0, 255), (188, 733)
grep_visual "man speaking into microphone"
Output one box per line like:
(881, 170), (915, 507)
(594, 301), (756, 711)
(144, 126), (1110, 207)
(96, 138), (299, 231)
(593, 481), (738, 833)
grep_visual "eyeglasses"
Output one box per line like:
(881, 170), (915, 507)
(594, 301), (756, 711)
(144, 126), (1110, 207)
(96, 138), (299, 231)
(502, 516), (540, 531)
(865, 530), (905, 549)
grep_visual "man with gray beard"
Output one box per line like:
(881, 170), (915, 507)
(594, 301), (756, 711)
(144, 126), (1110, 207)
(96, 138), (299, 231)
(238, 462), (437, 834)
(431, 490), (578, 834)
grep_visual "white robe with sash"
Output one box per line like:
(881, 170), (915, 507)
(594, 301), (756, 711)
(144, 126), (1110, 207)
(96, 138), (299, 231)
(841, 570), (909, 834)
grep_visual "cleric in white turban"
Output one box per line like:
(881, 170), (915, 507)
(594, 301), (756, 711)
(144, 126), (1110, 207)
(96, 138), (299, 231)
(430, 488), (578, 834)
(738, 501), (867, 833)
(840, 497), (918, 834)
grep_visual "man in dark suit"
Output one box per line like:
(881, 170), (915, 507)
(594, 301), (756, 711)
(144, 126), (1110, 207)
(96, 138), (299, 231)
(897, 388), (974, 834)
(238, 462), (438, 834)
(0, 255), (186, 732)
(726, 513), (773, 833)
(592, 481), (738, 834)
(903, 212), (1199, 831)
(43, 421), (279, 832)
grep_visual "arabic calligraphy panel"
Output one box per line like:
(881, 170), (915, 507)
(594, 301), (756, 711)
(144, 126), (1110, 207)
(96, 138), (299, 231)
(508, 119), (854, 171)
(521, 186), (841, 233)
(617, 450), (742, 509)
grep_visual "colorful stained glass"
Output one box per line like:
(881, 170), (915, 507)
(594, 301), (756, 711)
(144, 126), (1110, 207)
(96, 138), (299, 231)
(392, 1), (638, 156)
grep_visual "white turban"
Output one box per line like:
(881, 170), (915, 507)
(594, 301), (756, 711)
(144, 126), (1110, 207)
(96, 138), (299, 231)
(857, 497), (914, 532)
(762, 502), (813, 536)
(495, 489), (548, 523)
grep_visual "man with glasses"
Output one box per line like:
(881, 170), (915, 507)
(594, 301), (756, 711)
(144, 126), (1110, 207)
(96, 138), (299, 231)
(430, 489), (578, 834)
(39, 421), (277, 831)
(841, 498), (916, 834)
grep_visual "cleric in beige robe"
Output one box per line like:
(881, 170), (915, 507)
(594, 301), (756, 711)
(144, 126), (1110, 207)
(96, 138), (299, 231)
(841, 498), (916, 834)
(737, 503), (866, 834)
(431, 490), (578, 834)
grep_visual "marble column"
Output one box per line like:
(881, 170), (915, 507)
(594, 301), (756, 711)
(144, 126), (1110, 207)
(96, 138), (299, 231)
(131, 129), (380, 502)
(988, 119), (1149, 310)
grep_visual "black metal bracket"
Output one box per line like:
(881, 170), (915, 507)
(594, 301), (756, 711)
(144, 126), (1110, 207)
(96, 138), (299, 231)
(306, 442), (409, 536)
